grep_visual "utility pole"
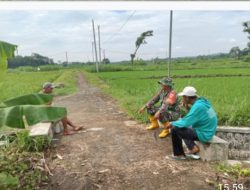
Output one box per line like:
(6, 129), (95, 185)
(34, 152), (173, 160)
(92, 41), (95, 63)
(168, 10), (173, 78)
(65, 51), (68, 64)
(98, 25), (102, 64)
(103, 49), (106, 60)
(92, 19), (99, 72)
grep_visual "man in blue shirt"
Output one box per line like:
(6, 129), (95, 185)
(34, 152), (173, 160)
(165, 86), (217, 160)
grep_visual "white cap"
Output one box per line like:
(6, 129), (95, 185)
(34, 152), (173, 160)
(178, 86), (198, 97)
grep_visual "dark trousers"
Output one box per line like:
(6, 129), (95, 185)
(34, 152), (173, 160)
(171, 127), (199, 156)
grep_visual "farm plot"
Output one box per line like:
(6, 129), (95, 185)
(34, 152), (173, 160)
(0, 70), (77, 102)
(89, 69), (250, 126)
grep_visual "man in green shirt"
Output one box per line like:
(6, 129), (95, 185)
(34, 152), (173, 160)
(139, 77), (181, 138)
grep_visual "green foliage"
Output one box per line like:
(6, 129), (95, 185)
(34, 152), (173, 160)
(16, 64), (63, 72)
(83, 58), (250, 73)
(134, 59), (146, 66)
(53, 69), (78, 96)
(0, 69), (77, 102)
(2, 93), (53, 107)
(0, 70), (61, 102)
(243, 21), (250, 39)
(0, 41), (17, 82)
(8, 53), (54, 69)
(102, 58), (110, 64)
(217, 163), (250, 179)
(243, 54), (250, 62)
(14, 130), (51, 152)
(131, 30), (153, 65)
(0, 93), (67, 129)
(83, 66), (250, 126)
(0, 135), (49, 189)
(0, 172), (19, 189)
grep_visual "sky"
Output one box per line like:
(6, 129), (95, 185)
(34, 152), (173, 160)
(0, 10), (249, 62)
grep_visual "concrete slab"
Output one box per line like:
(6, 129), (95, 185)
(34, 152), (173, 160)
(217, 126), (250, 134)
(227, 160), (242, 166)
(29, 122), (53, 138)
(197, 136), (229, 162)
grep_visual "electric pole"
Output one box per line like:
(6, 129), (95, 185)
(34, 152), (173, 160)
(168, 10), (173, 78)
(65, 51), (68, 64)
(92, 41), (95, 63)
(98, 25), (102, 64)
(103, 49), (105, 60)
(92, 19), (99, 72)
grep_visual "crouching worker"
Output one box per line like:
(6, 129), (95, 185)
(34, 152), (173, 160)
(42, 82), (84, 135)
(165, 86), (217, 160)
(139, 77), (181, 138)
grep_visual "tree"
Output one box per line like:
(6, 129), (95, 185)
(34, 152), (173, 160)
(229, 46), (241, 59)
(102, 58), (110, 64)
(130, 30), (153, 65)
(243, 21), (250, 39)
(8, 53), (55, 68)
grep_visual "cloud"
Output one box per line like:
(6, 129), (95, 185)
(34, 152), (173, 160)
(229, 38), (236, 43)
(0, 10), (249, 62)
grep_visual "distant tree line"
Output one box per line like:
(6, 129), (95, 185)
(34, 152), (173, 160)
(8, 53), (55, 68)
(8, 52), (111, 69)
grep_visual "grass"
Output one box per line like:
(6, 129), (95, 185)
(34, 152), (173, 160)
(0, 69), (78, 102)
(0, 130), (51, 189)
(83, 58), (250, 73)
(0, 69), (79, 189)
(82, 67), (250, 126)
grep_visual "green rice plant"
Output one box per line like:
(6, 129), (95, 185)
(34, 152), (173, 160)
(84, 69), (250, 126)
(0, 69), (78, 102)
(82, 58), (250, 73)
(53, 69), (78, 95)
(0, 70), (62, 102)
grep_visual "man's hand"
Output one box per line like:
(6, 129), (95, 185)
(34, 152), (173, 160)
(164, 122), (172, 129)
(154, 111), (160, 119)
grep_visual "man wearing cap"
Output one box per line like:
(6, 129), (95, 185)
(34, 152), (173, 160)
(139, 77), (181, 138)
(42, 82), (83, 135)
(165, 86), (217, 160)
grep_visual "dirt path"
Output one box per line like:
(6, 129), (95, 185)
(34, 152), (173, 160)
(47, 72), (216, 190)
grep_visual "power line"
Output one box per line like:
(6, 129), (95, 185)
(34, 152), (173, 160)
(103, 10), (136, 44)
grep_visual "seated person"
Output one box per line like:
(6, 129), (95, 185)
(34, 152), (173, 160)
(165, 86), (217, 160)
(42, 82), (83, 135)
(139, 77), (181, 138)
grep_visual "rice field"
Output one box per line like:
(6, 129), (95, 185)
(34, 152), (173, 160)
(1, 66), (249, 126)
(85, 67), (250, 126)
(0, 69), (77, 102)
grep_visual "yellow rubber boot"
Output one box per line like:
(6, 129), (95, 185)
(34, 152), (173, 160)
(159, 129), (170, 138)
(146, 116), (159, 130)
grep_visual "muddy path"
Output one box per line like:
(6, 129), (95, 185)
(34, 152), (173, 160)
(47, 72), (216, 190)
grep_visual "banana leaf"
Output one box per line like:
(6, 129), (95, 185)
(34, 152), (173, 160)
(0, 41), (17, 82)
(1, 93), (54, 108)
(0, 105), (67, 129)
